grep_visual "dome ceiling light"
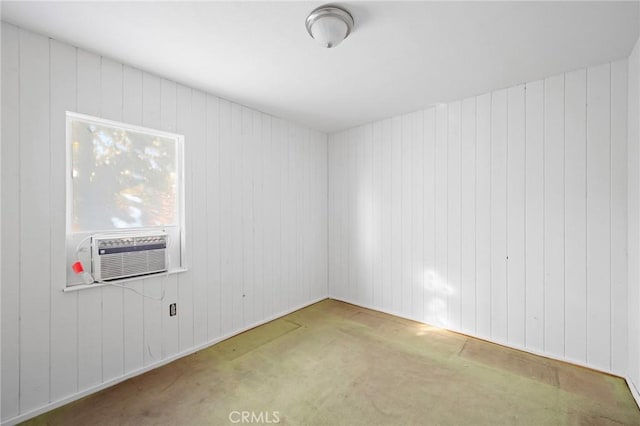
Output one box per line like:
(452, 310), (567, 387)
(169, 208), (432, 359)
(305, 4), (354, 48)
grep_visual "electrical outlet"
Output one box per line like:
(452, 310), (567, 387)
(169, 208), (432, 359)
(169, 303), (177, 317)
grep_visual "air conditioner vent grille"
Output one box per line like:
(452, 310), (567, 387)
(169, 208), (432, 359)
(92, 232), (168, 281)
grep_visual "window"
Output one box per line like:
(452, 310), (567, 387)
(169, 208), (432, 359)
(66, 112), (185, 286)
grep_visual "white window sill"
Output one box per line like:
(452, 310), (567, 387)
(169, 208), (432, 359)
(63, 268), (188, 292)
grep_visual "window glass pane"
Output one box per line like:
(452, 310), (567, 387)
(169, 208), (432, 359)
(71, 118), (178, 232)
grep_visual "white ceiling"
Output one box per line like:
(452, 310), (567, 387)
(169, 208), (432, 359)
(2, 1), (638, 133)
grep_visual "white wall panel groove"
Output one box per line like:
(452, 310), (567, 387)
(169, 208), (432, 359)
(19, 27), (51, 414)
(610, 60), (628, 376)
(524, 81), (544, 352)
(50, 38), (79, 404)
(2, 23), (21, 420)
(627, 34), (640, 396)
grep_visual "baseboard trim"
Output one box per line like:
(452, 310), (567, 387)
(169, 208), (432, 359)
(1, 296), (327, 426)
(626, 376), (640, 408)
(328, 296), (630, 386)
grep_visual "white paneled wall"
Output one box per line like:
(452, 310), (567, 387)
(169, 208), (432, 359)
(329, 59), (629, 376)
(628, 34), (640, 399)
(1, 23), (328, 423)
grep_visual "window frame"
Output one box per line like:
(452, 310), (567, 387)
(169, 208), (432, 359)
(65, 111), (186, 286)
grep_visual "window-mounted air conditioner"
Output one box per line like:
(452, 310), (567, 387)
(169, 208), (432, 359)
(91, 232), (168, 282)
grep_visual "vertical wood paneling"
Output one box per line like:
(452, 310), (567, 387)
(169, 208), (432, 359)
(286, 123), (296, 305)
(345, 130), (353, 302)
(141, 73), (164, 365)
(314, 133), (323, 301)
(340, 130), (349, 303)
(318, 131), (329, 299)
(161, 79), (180, 358)
(610, 59), (628, 374)
(372, 122), (383, 309)
(507, 85), (526, 346)
(3, 25), (328, 422)
(306, 130), (314, 302)
(191, 90), (207, 345)
(301, 128), (310, 305)
(347, 129), (357, 302)
(434, 105), (448, 327)
(338, 131), (347, 301)
(281, 123), (297, 305)
(447, 102), (462, 330)
(281, 120), (291, 309)
(586, 64), (612, 370)
(401, 115), (413, 315)
(391, 117), (402, 313)
(327, 135), (337, 297)
(381, 120), (393, 310)
(461, 98), (477, 334)
(319, 132), (328, 298)
(318, 132), (328, 298)
(205, 94), (221, 342)
(122, 66), (144, 374)
(273, 118), (287, 313)
(291, 125), (301, 306)
(311, 132), (320, 301)
(306, 129), (314, 300)
(297, 127), (307, 307)
(475, 93), (492, 338)
(298, 125), (308, 301)
(544, 74), (565, 357)
(329, 133), (347, 297)
(490, 90), (508, 343)
(628, 41), (640, 389)
(49, 39), (78, 402)
(328, 137), (338, 298)
(177, 85), (194, 350)
(161, 79), (178, 132)
(411, 112), (424, 320)
(283, 123), (294, 304)
(253, 111), (265, 320)
(241, 107), (254, 325)
(399, 114), (413, 316)
(423, 108), (436, 325)
(218, 99), (233, 333)
(2, 23), (20, 419)
(305, 131), (314, 302)
(282, 120), (293, 310)
(338, 130), (347, 302)
(100, 57), (124, 382)
(564, 69), (587, 363)
(338, 131), (347, 300)
(366, 125), (375, 305)
(524, 80), (545, 350)
(326, 59), (628, 393)
(231, 104), (244, 329)
(447, 103), (462, 330)
(262, 114), (275, 317)
(332, 136), (342, 297)
(353, 126), (371, 304)
(76, 49), (102, 391)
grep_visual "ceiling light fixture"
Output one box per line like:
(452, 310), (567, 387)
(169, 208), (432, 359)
(305, 4), (354, 48)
